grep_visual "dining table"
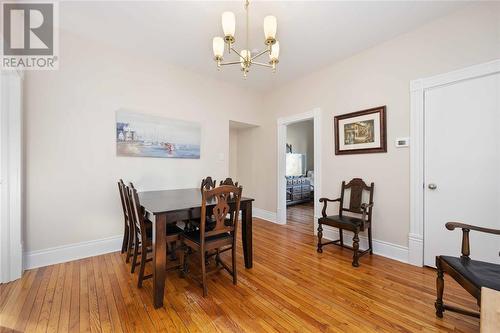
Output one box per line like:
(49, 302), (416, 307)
(139, 188), (254, 308)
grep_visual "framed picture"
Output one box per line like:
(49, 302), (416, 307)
(334, 106), (387, 155)
(116, 110), (201, 159)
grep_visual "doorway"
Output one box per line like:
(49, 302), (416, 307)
(277, 109), (322, 233)
(285, 120), (315, 232)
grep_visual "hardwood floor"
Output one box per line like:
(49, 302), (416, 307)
(0, 211), (479, 332)
(287, 201), (315, 236)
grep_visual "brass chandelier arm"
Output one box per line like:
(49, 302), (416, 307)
(251, 49), (270, 61)
(220, 61), (242, 66)
(230, 47), (245, 60)
(251, 61), (273, 68)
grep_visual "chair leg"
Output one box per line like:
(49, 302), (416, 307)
(121, 225), (129, 254)
(200, 250), (208, 297)
(215, 248), (221, 267)
(131, 234), (140, 274)
(179, 244), (185, 278)
(232, 245), (237, 285)
(435, 257), (445, 318)
(137, 244), (148, 288)
(352, 231), (360, 267)
(368, 227), (373, 255)
(126, 227), (134, 264)
(317, 223), (323, 253)
(169, 241), (177, 261)
(181, 246), (190, 277)
(339, 229), (344, 247)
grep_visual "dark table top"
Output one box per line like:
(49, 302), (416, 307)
(139, 188), (254, 215)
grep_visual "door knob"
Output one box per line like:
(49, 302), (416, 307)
(428, 183), (437, 190)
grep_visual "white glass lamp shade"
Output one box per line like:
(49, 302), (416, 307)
(263, 15), (277, 40)
(269, 41), (280, 61)
(222, 12), (236, 38)
(240, 50), (250, 68)
(212, 37), (224, 58)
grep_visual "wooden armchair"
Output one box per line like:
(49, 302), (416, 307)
(317, 178), (374, 267)
(435, 222), (500, 318)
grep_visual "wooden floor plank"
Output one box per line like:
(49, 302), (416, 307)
(22, 266), (54, 332)
(0, 203), (480, 332)
(47, 262), (66, 333)
(35, 264), (61, 332)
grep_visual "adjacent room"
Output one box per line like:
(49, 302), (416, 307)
(1, 1), (499, 332)
(285, 119), (315, 234)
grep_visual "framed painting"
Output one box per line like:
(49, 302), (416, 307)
(334, 106), (387, 155)
(116, 110), (201, 159)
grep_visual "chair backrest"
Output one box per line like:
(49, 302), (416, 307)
(201, 176), (216, 191)
(200, 185), (242, 243)
(219, 177), (239, 187)
(128, 183), (149, 241)
(117, 179), (129, 225)
(338, 178), (374, 219)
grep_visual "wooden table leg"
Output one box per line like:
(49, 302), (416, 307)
(241, 202), (253, 268)
(152, 213), (167, 308)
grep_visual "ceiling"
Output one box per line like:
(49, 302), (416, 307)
(60, 1), (469, 92)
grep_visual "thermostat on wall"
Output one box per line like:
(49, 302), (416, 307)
(395, 137), (409, 148)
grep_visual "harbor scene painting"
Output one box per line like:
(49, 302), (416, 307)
(116, 110), (201, 159)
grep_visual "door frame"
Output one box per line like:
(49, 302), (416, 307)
(409, 59), (500, 266)
(277, 108), (322, 227)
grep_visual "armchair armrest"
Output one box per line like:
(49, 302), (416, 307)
(360, 203), (373, 211)
(445, 222), (500, 258)
(360, 203), (374, 225)
(319, 197), (340, 218)
(445, 222), (500, 235)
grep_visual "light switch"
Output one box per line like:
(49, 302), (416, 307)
(218, 153), (225, 161)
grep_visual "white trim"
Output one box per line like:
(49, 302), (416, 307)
(253, 208), (279, 224)
(0, 71), (24, 283)
(322, 226), (409, 264)
(24, 235), (123, 270)
(276, 108), (322, 226)
(409, 59), (500, 266)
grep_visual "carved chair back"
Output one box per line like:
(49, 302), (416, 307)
(200, 185), (242, 243)
(201, 177), (217, 191)
(220, 177), (239, 187)
(339, 178), (374, 221)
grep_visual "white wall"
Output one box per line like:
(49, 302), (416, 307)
(22, 3), (500, 263)
(286, 120), (314, 172)
(23, 31), (264, 253)
(256, 3), (500, 248)
(228, 128), (238, 180)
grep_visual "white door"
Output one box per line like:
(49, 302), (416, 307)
(424, 72), (500, 267)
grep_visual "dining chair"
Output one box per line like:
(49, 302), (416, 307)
(117, 180), (131, 257)
(128, 184), (184, 288)
(181, 185), (242, 296)
(186, 177), (219, 232)
(201, 176), (217, 191)
(219, 177), (239, 187)
(317, 178), (374, 267)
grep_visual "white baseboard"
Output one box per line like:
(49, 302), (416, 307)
(253, 208), (281, 224)
(24, 235), (123, 270)
(321, 226), (409, 264)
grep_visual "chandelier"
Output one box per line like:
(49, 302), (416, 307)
(211, 0), (280, 78)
